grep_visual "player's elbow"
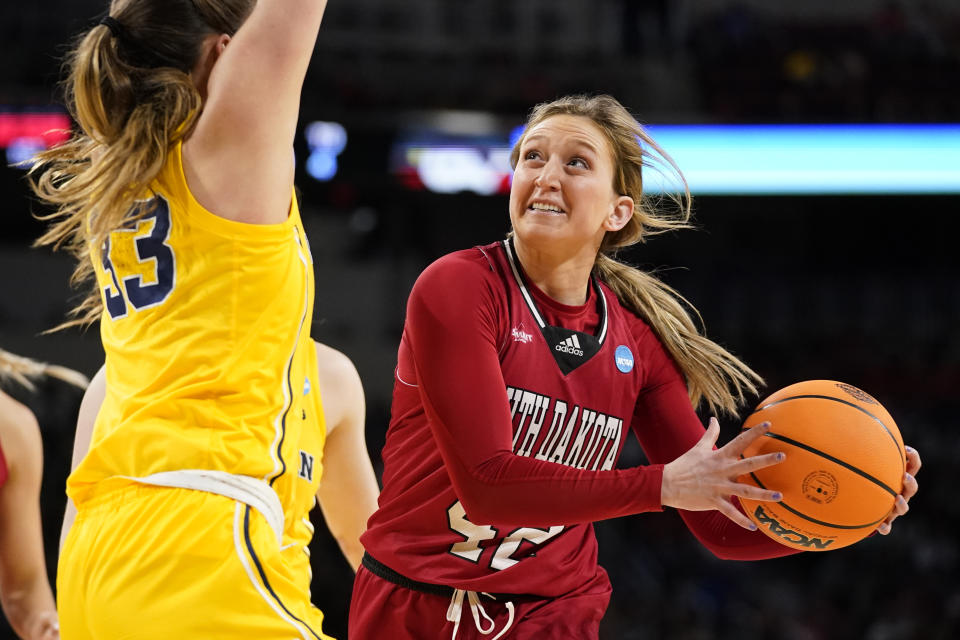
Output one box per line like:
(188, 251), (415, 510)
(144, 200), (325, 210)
(0, 588), (32, 639)
(457, 489), (502, 524)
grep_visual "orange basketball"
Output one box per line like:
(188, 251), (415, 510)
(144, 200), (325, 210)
(737, 380), (905, 551)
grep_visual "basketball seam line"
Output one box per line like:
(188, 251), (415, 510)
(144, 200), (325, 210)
(755, 394), (904, 463)
(761, 431), (898, 497)
(747, 470), (887, 530)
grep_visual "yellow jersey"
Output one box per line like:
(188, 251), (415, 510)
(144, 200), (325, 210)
(277, 344), (327, 592)
(69, 142), (318, 524)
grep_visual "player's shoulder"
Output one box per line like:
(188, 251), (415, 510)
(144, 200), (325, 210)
(425, 244), (499, 274)
(0, 390), (42, 469)
(0, 391), (37, 435)
(313, 342), (359, 383)
(416, 243), (502, 291)
(312, 342), (363, 433)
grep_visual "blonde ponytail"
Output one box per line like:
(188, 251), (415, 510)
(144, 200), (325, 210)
(29, 0), (254, 330)
(0, 348), (89, 391)
(30, 23), (200, 329)
(594, 255), (761, 417)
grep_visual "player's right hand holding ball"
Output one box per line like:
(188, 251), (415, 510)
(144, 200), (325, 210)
(661, 418), (785, 531)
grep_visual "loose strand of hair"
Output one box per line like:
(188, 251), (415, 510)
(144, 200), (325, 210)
(596, 254), (763, 417)
(0, 348), (89, 390)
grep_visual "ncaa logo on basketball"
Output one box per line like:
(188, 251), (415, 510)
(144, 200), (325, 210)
(615, 345), (634, 373)
(752, 505), (835, 549)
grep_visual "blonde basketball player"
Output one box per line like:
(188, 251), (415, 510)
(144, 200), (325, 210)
(0, 349), (87, 640)
(29, 1), (347, 637)
(62, 342), (378, 633)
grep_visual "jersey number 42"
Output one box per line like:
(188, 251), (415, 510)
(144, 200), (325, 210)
(447, 501), (563, 571)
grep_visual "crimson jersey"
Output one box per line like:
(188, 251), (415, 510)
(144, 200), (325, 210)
(360, 240), (794, 598)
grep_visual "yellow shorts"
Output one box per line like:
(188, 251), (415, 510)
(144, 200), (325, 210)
(58, 481), (333, 640)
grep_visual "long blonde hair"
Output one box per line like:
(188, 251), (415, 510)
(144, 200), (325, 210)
(29, 0), (254, 329)
(0, 348), (89, 391)
(511, 94), (762, 417)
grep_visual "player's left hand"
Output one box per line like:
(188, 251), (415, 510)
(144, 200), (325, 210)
(877, 445), (921, 535)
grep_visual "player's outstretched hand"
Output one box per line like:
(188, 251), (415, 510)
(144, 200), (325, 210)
(877, 445), (921, 535)
(661, 417), (786, 530)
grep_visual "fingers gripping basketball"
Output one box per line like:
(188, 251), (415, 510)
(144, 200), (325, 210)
(737, 380), (905, 551)
(661, 419), (785, 531)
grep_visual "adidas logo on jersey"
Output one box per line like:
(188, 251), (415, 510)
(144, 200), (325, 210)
(554, 334), (584, 357)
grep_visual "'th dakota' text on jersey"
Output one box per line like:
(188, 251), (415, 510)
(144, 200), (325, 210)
(506, 386), (624, 470)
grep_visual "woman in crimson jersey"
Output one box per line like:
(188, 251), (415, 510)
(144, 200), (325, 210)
(350, 94), (921, 640)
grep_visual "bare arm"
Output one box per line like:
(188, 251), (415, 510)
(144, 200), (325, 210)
(313, 343), (379, 572)
(59, 365), (105, 553)
(0, 392), (58, 640)
(184, 0), (329, 224)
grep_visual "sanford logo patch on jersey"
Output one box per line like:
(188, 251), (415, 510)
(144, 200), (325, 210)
(298, 450), (315, 481)
(511, 324), (534, 344)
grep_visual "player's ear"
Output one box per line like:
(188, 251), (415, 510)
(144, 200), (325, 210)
(604, 196), (633, 232)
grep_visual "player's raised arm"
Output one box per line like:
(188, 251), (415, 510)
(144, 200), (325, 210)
(184, 0), (330, 224)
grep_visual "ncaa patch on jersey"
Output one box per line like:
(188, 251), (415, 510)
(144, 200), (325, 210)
(303, 377), (311, 395)
(615, 345), (634, 373)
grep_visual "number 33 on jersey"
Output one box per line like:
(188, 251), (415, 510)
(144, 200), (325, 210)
(99, 196), (176, 320)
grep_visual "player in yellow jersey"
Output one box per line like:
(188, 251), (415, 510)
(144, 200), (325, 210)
(28, 0), (365, 637)
(62, 342), (378, 637)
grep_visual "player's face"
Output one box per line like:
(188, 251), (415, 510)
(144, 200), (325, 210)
(509, 114), (632, 259)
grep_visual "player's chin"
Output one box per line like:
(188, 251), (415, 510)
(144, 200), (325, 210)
(515, 212), (567, 236)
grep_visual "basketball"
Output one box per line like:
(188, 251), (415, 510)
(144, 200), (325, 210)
(738, 380), (905, 551)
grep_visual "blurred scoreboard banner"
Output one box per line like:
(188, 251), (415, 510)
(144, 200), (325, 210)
(1, 111), (71, 166)
(644, 124), (960, 195)
(389, 121), (960, 196)
(7, 109), (958, 195)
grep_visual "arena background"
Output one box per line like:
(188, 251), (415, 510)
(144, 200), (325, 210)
(1, 1), (957, 638)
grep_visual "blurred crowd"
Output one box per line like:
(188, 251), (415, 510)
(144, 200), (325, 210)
(691, 1), (960, 122)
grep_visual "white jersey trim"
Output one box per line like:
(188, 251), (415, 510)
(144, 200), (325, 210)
(266, 227), (312, 485)
(395, 366), (418, 388)
(123, 469), (285, 545)
(502, 239), (546, 329)
(233, 503), (312, 640)
(501, 239), (609, 346)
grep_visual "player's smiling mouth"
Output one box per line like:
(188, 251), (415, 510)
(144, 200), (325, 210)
(528, 201), (565, 214)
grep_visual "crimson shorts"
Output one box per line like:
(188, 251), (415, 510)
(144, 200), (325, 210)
(348, 555), (612, 640)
